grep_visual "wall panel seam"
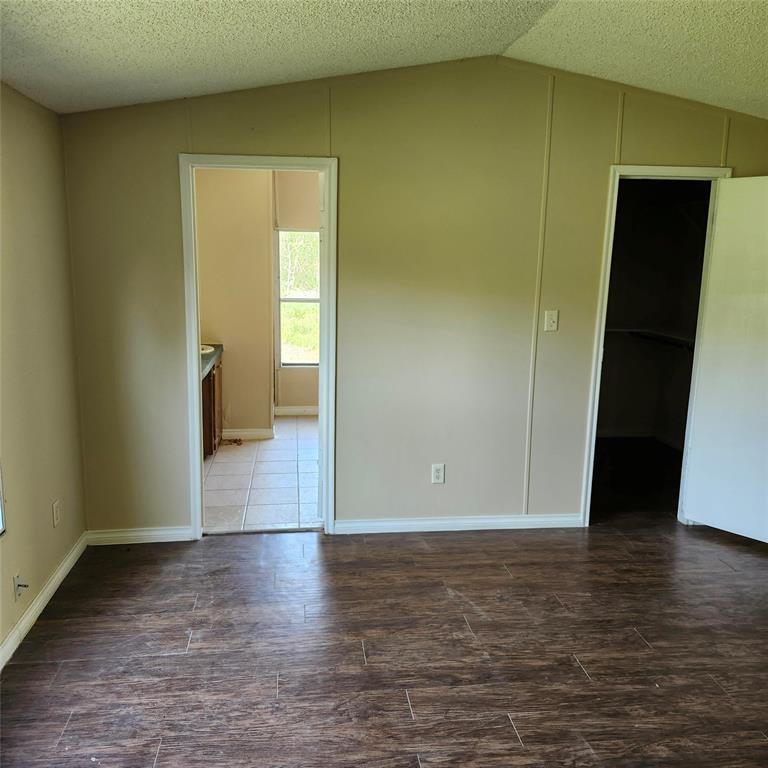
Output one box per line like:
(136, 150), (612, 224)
(522, 73), (555, 516)
(720, 115), (730, 167)
(185, 99), (193, 151)
(615, 91), (625, 164)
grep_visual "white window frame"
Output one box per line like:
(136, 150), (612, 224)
(274, 228), (321, 369)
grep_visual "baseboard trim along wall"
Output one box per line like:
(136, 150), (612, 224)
(0, 525), (200, 670)
(0, 531), (88, 669)
(274, 406), (318, 416)
(86, 526), (197, 545)
(334, 515), (584, 535)
(222, 428), (274, 441)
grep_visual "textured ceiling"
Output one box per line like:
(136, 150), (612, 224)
(0, 0), (554, 113)
(505, 0), (768, 119)
(1, 1), (766, 118)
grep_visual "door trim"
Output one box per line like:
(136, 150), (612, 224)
(179, 154), (338, 538)
(581, 164), (732, 527)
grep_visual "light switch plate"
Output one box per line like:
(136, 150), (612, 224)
(431, 464), (445, 484)
(544, 309), (559, 332)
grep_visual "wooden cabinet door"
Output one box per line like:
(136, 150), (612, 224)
(213, 362), (223, 452)
(201, 372), (214, 458)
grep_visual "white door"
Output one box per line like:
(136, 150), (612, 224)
(680, 177), (768, 542)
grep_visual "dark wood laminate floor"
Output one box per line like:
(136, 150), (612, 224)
(2, 514), (767, 767)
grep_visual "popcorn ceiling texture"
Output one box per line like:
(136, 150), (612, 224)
(505, 0), (768, 119)
(0, 0), (555, 113)
(1, 0), (765, 118)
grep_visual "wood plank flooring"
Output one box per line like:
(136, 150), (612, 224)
(2, 514), (767, 767)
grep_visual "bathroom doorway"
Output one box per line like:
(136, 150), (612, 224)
(179, 155), (337, 538)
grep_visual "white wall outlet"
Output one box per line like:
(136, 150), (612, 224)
(544, 309), (560, 332)
(431, 463), (445, 484)
(52, 499), (61, 528)
(13, 574), (29, 602)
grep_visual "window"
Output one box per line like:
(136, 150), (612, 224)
(277, 230), (320, 365)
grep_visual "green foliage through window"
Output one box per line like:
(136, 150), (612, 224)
(279, 231), (320, 365)
(279, 231), (319, 299)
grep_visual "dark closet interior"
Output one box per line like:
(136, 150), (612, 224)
(590, 179), (712, 524)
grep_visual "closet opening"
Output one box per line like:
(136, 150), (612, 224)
(589, 176), (714, 526)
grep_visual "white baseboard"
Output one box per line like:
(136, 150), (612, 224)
(333, 515), (584, 535)
(222, 428), (274, 441)
(274, 406), (318, 416)
(0, 531), (88, 669)
(86, 526), (197, 545)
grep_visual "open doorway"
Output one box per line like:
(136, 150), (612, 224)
(586, 166), (730, 527)
(179, 155), (337, 539)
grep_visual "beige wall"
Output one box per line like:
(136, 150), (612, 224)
(0, 84), (86, 643)
(276, 365), (319, 409)
(196, 168), (274, 431)
(60, 57), (768, 530)
(274, 170), (321, 230)
(274, 170), (321, 409)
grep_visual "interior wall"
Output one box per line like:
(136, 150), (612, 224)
(59, 57), (768, 531)
(274, 170), (321, 409)
(0, 84), (86, 644)
(196, 168), (274, 431)
(274, 170), (321, 230)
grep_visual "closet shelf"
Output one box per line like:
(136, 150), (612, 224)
(605, 328), (694, 350)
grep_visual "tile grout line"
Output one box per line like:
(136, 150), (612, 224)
(242, 446), (260, 530)
(361, 639), (368, 665)
(296, 434), (301, 527)
(552, 593), (569, 611)
(54, 710), (74, 748)
(507, 713), (525, 748)
(708, 673), (730, 696)
(633, 627), (653, 649)
(152, 737), (163, 768)
(580, 735), (597, 757)
(405, 688), (415, 720)
(204, 441), (257, 533)
(49, 661), (64, 688)
(573, 654), (593, 681)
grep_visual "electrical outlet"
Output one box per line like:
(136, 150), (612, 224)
(52, 499), (61, 528)
(13, 574), (29, 602)
(431, 463), (445, 484)
(544, 309), (559, 332)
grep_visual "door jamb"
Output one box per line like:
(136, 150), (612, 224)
(581, 164), (732, 527)
(179, 154), (338, 539)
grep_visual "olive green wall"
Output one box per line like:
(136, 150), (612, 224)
(60, 57), (768, 530)
(0, 84), (86, 645)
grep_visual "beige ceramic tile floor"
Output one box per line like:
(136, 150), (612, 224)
(203, 416), (320, 534)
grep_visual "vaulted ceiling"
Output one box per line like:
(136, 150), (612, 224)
(1, 0), (766, 118)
